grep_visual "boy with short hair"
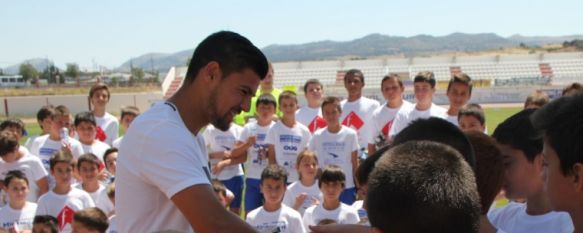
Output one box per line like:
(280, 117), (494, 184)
(366, 141), (480, 233)
(302, 165), (359, 230)
(102, 148), (118, 183)
(74, 153), (114, 216)
(0, 130), (48, 202)
(524, 90), (550, 109)
(89, 83), (119, 145)
(389, 71), (447, 138)
(36, 151), (95, 233)
(489, 109), (574, 233)
(246, 164), (305, 233)
(111, 106), (140, 148)
(309, 97), (359, 205)
(32, 215), (58, 233)
(458, 103), (487, 133)
(446, 73), (473, 126)
(296, 79), (326, 133)
(531, 94), (583, 233)
(267, 91), (312, 183)
(72, 207), (109, 233)
(24, 105), (56, 150)
(74, 112), (111, 163)
(0, 170), (38, 231)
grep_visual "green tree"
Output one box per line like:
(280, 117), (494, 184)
(19, 63), (38, 81)
(40, 65), (60, 84)
(0, 68), (4, 75)
(131, 67), (145, 81)
(64, 63), (80, 79)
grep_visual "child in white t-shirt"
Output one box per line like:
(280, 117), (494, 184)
(89, 84), (119, 145)
(74, 153), (114, 217)
(446, 73), (473, 126)
(283, 150), (322, 215)
(24, 106), (54, 150)
(75, 112), (111, 163)
(246, 164), (306, 233)
(302, 165), (359, 231)
(267, 91), (312, 183)
(0, 118), (31, 155)
(458, 103), (487, 133)
(36, 151), (95, 233)
(296, 79), (326, 133)
(111, 106), (140, 148)
(0, 130), (49, 203)
(0, 170), (38, 232)
(309, 96), (359, 205)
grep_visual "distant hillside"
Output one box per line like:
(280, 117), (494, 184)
(3, 58), (55, 74)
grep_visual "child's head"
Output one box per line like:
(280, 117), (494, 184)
(3, 170), (30, 203)
(562, 82), (583, 96)
(33, 215), (58, 233)
(318, 165), (345, 202)
(492, 109), (543, 200)
(413, 71), (436, 103)
(89, 83), (111, 108)
(72, 207), (109, 233)
(103, 148), (118, 175)
(321, 96), (342, 125)
(367, 141), (480, 233)
(260, 164), (288, 206)
(75, 111), (97, 144)
(0, 118), (26, 141)
(531, 94), (583, 212)
(465, 131), (505, 215)
(524, 90), (550, 109)
(49, 151), (75, 186)
(0, 130), (20, 162)
(296, 150), (319, 181)
(458, 103), (486, 132)
(303, 79), (324, 106)
(37, 105), (56, 134)
(380, 74), (404, 102)
(446, 73), (472, 109)
(211, 179), (229, 207)
(255, 93), (277, 121)
(106, 182), (115, 206)
(77, 153), (101, 184)
(49, 105), (70, 137)
(344, 69), (365, 97)
(120, 106), (140, 131)
(278, 91), (298, 118)
(356, 147), (386, 197)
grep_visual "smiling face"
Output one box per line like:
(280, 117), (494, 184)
(322, 102), (341, 126)
(79, 161), (99, 183)
(5, 177), (29, 203)
(381, 78), (404, 102)
(90, 89), (109, 109)
(305, 83), (323, 106)
(76, 121), (96, 144)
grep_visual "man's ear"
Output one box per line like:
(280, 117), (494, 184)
(203, 61), (222, 83)
(572, 163), (583, 192)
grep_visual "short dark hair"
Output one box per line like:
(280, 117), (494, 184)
(493, 109), (542, 162)
(524, 90), (550, 109)
(562, 82), (583, 96)
(447, 72), (473, 95)
(532, 94), (583, 175)
(89, 83), (110, 99)
(74, 111), (97, 127)
(255, 93), (277, 108)
(0, 130), (19, 157)
(381, 73), (403, 89)
(184, 31), (268, 84)
(106, 182), (115, 199)
(356, 146), (386, 186)
(261, 164), (288, 185)
(465, 131), (505, 214)
(319, 165), (346, 188)
(103, 148), (118, 168)
(303, 79), (323, 93)
(73, 207), (109, 233)
(413, 71), (436, 88)
(392, 117), (476, 169)
(343, 69), (365, 84)
(367, 141), (480, 233)
(37, 105), (57, 128)
(49, 151), (74, 170)
(55, 105), (71, 118)
(77, 153), (101, 170)
(0, 118), (26, 136)
(3, 170), (29, 186)
(321, 96), (341, 113)
(120, 106), (140, 120)
(458, 103), (485, 125)
(33, 215), (58, 233)
(278, 90), (298, 104)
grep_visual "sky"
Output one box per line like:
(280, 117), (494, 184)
(1, 0), (581, 71)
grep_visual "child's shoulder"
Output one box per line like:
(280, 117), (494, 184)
(281, 205), (302, 218)
(488, 202), (525, 221)
(246, 206), (263, 219)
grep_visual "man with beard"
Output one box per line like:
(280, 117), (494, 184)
(115, 31), (268, 233)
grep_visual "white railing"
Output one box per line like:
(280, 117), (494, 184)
(161, 66), (176, 96)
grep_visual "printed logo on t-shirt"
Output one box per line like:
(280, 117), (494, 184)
(381, 120), (394, 137)
(342, 112), (364, 130)
(279, 135), (301, 144)
(253, 221), (287, 233)
(1, 218), (34, 230)
(256, 133), (267, 141)
(308, 116), (327, 133)
(321, 142), (347, 166)
(57, 205), (75, 231)
(96, 126), (107, 142)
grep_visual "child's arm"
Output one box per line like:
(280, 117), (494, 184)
(367, 144), (376, 155)
(351, 150), (359, 179)
(36, 176), (49, 197)
(212, 137), (256, 175)
(267, 144), (277, 164)
(209, 151), (231, 160)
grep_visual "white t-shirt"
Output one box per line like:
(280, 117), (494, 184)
(246, 205), (306, 233)
(368, 101), (414, 145)
(302, 203), (360, 231)
(446, 115), (459, 127)
(266, 121), (312, 182)
(487, 202), (574, 233)
(81, 140), (110, 162)
(29, 134), (84, 171)
(340, 97), (380, 151)
(36, 188), (95, 233)
(389, 103), (447, 138)
(95, 112), (119, 146)
(116, 102), (211, 233)
(0, 201), (37, 231)
(112, 136), (123, 149)
(308, 126), (359, 188)
(351, 200), (370, 226)
(283, 181), (323, 216)
(239, 121), (275, 180)
(73, 183), (115, 216)
(202, 124), (244, 180)
(296, 106), (326, 134)
(0, 152), (48, 202)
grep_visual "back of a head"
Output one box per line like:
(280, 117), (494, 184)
(73, 207), (109, 233)
(184, 31), (268, 84)
(493, 109), (542, 161)
(392, 117), (476, 168)
(524, 90), (550, 109)
(367, 141), (480, 233)
(562, 82), (583, 96)
(33, 215), (59, 233)
(465, 131), (505, 214)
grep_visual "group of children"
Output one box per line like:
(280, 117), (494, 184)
(0, 84), (139, 233)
